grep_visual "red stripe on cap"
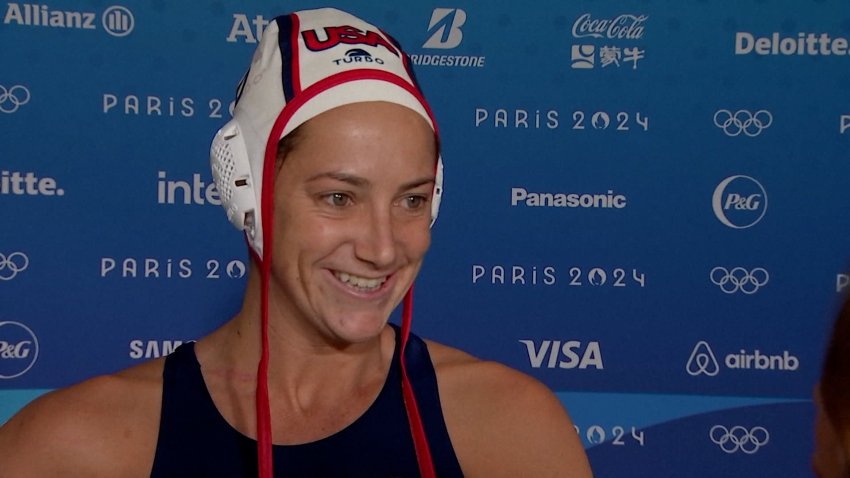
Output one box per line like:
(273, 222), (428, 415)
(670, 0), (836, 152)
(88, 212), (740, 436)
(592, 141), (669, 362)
(290, 13), (302, 95)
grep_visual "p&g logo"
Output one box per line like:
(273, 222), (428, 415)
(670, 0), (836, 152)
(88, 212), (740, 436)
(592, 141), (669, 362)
(0, 321), (39, 379)
(712, 175), (767, 229)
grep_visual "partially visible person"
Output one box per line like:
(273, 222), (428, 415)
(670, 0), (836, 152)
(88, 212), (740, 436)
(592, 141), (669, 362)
(813, 289), (850, 478)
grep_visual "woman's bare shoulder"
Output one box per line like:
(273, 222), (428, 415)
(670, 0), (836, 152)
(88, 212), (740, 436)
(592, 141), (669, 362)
(425, 339), (593, 477)
(0, 359), (165, 478)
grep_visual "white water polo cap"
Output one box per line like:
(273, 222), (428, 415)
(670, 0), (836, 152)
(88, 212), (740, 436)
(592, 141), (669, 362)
(210, 7), (444, 257)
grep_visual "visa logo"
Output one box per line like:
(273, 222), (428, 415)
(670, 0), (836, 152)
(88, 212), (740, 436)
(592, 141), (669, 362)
(519, 340), (603, 369)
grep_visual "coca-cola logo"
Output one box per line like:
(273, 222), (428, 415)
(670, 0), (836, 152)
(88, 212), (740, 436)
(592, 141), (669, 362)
(572, 13), (648, 40)
(0, 321), (39, 379)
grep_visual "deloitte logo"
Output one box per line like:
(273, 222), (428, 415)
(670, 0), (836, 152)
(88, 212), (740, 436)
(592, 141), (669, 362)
(0, 321), (39, 379)
(686, 341), (799, 377)
(712, 175), (767, 229)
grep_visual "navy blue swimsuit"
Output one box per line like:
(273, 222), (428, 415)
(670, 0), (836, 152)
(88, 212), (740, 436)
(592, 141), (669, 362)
(150, 324), (464, 477)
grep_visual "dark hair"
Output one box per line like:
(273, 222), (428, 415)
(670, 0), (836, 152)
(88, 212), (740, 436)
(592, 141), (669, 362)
(821, 289), (850, 452)
(275, 124), (303, 173)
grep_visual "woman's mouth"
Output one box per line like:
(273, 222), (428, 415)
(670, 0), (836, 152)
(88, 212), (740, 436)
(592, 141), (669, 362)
(333, 271), (388, 292)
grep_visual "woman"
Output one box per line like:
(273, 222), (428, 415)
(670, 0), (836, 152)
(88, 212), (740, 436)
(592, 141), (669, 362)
(814, 289), (850, 478)
(0, 8), (592, 477)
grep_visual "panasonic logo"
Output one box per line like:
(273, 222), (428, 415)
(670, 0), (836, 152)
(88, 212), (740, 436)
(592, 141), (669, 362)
(511, 187), (627, 209)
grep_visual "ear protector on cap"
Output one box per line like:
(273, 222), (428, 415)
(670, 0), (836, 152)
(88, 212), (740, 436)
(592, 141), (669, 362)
(211, 116), (444, 254)
(210, 119), (258, 241)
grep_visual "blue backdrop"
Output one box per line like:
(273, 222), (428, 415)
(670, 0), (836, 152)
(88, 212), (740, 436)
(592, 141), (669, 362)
(2, 1), (850, 476)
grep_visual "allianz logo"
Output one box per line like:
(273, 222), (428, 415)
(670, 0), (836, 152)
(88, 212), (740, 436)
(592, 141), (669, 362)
(520, 339), (603, 370)
(686, 340), (799, 376)
(4, 3), (134, 37)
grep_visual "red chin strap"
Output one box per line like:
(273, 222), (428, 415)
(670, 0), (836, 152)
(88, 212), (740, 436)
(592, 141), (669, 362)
(399, 284), (437, 478)
(255, 244), (273, 477)
(252, 179), (435, 477)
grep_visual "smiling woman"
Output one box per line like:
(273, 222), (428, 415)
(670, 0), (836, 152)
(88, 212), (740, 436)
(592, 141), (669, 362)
(0, 7), (592, 478)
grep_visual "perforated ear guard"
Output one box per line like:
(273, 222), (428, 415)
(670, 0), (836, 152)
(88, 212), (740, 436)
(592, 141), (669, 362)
(210, 119), (259, 240)
(430, 156), (444, 227)
(211, 118), (444, 245)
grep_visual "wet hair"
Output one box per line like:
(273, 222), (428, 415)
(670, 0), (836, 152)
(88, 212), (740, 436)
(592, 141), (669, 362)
(821, 288), (850, 456)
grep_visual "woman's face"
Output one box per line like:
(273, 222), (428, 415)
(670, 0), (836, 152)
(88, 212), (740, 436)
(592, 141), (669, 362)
(813, 383), (850, 478)
(270, 101), (436, 344)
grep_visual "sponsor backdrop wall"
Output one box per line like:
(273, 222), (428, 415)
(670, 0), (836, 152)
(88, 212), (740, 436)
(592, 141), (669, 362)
(2, 0), (849, 475)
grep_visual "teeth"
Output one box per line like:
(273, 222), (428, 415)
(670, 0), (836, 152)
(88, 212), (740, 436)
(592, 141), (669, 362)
(335, 271), (387, 291)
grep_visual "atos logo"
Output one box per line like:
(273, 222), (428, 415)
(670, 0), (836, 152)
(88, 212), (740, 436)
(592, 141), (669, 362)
(423, 8), (466, 49)
(838, 274), (849, 293)
(840, 115), (849, 135)
(0, 321), (39, 379)
(712, 175), (767, 229)
(686, 341), (799, 376)
(226, 13), (271, 43)
(302, 25), (399, 56)
(520, 340), (603, 370)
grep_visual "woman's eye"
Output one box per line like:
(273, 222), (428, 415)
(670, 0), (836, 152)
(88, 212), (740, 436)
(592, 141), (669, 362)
(324, 193), (351, 207)
(404, 195), (427, 210)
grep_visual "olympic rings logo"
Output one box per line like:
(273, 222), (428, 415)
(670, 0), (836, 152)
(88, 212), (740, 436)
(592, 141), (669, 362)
(0, 85), (31, 114)
(710, 267), (769, 294)
(713, 109), (773, 137)
(0, 252), (29, 281)
(710, 425), (769, 454)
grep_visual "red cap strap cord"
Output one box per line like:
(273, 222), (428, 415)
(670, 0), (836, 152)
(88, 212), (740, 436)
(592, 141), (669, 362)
(400, 286), (437, 478)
